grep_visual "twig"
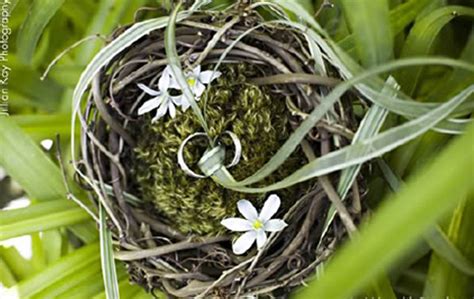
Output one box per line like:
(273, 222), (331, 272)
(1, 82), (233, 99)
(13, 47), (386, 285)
(55, 135), (100, 223)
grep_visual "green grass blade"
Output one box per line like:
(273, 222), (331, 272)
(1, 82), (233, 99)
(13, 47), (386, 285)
(428, 25), (474, 102)
(30, 233), (46, 272)
(11, 113), (74, 141)
(338, 0), (432, 54)
(165, 2), (210, 135)
(398, 5), (474, 95)
(3, 243), (100, 298)
(0, 257), (16, 287)
(31, 258), (101, 299)
(42, 230), (63, 264)
(0, 246), (33, 280)
(340, 0), (393, 67)
(320, 77), (398, 241)
(56, 272), (105, 299)
(423, 196), (474, 298)
(0, 207), (89, 241)
(76, 0), (133, 65)
(93, 279), (143, 299)
(0, 200), (76, 224)
(0, 117), (66, 201)
(99, 204), (120, 299)
(425, 227), (474, 276)
(295, 122), (474, 299)
(215, 78), (473, 193)
(67, 222), (99, 244)
(16, 0), (65, 64)
(378, 151), (474, 277)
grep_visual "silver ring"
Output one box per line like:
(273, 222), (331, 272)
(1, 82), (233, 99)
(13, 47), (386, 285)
(177, 132), (209, 178)
(222, 131), (242, 168)
(178, 130), (242, 179)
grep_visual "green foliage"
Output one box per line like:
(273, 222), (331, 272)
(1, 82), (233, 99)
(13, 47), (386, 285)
(296, 122), (474, 299)
(1, 0), (473, 298)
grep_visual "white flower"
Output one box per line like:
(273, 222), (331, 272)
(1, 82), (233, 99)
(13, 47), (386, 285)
(221, 194), (288, 255)
(172, 65), (221, 111)
(137, 66), (181, 122)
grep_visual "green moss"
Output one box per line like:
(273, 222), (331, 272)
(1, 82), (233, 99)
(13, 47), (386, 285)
(131, 64), (310, 235)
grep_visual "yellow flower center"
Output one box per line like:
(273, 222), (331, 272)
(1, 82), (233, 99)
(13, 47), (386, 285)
(187, 77), (196, 87)
(253, 219), (264, 230)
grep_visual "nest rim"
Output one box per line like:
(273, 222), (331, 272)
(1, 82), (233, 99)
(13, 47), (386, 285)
(77, 4), (365, 298)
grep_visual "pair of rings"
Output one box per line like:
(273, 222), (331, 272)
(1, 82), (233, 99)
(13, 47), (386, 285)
(177, 131), (242, 178)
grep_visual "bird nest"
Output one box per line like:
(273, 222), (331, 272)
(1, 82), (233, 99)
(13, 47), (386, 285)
(76, 2), (365, 298)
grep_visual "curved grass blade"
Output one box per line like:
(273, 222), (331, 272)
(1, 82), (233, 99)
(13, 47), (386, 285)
(398, 5), (474, 95)
(429, 30), (474, 102)
(0, 207), (89, 241)
(0, 257), (16, 287)
(165, 2), (210, 136)
(340, 0), (393, 67)
(338, 0), (432, 53)
(208, 58), (473, 191)
(425, 227), (474, 276)
(16, 0), (65, 64)
(32, 258), (101, 298)
(295, 122), (474, 299)
(319, 77), (398, 242)
(423, 196), (474, 298)
(214, 83), (472, 193)
(379, 159), (474, 277)
(99, 204), (120, 299)
(3, 243), (100, 298)
(0, 117), (66, 201)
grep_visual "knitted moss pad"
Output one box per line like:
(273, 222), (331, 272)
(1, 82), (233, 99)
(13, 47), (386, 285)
(131, 64), (311, 235)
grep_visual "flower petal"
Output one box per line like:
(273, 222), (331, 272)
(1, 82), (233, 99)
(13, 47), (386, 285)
(193, 65), (201, 76)
(137, 97), (161, 115)
(221, 218), (252, 232)
(264, 219), (287, 232)
(158, 71), (170, 91)
(193, 81), (206, 97)
(256, 229), (267, 249)
(171, 95), (182, 106)
(137, 83), (161, 96)
(259, 194), (281, 222)
(199, 70), (221, 84)
(232, 230), (256, 255)
(152, 101), (168, 122)
(168, 77), (181, 90)
(169, 102), (176, 118)
(180, 98), (191, 111)
(237, 199), (258, 221)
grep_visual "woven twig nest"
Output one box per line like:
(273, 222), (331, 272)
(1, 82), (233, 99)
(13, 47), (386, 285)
(77, 2), (365, 297)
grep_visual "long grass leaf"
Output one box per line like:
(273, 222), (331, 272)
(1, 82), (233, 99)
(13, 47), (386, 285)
(165, 2), (210, 135)
(0, 257), (16, 287)
(340, 0), (393, 67)
(338, 0), (433, 53)
(212, 62), (473, 192)
(16, 0), (65, 64)
(32, 258), (101, 299)
(0, 246), (34, 280)
(0, 200), (76, 224)
(319, 77), (398, 242)
(99, 204), (120, 299)
(3, 243), (100, 298)
(295, 122), (474, 298)
(0, 208), (89, 241)
(0, 117), (66, 201)
(398, 6), (474, 95)
(423, 195), (474, 298)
